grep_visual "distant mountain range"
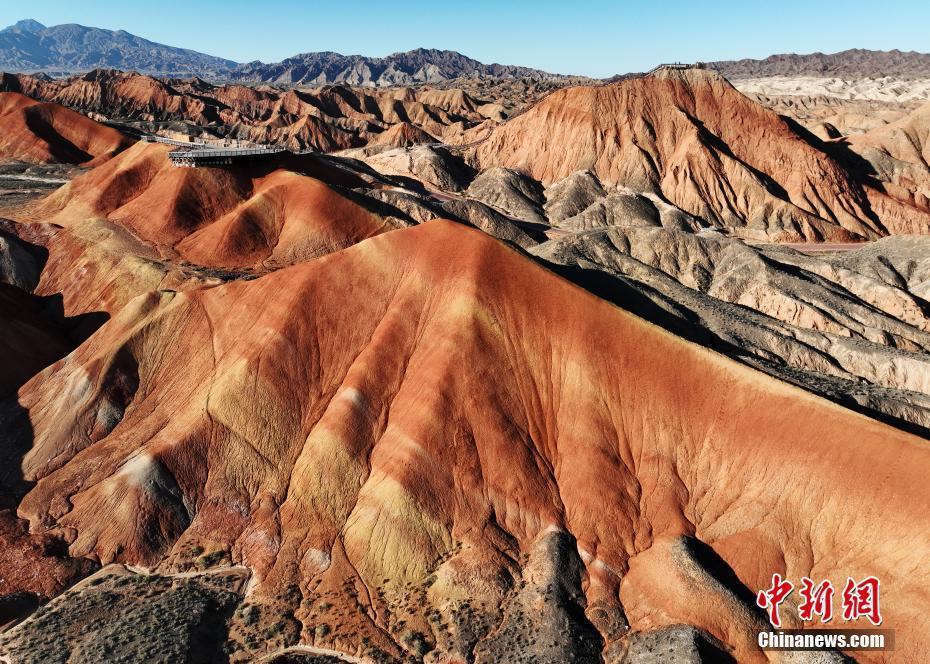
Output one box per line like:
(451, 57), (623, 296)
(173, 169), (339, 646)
(2, 19), (928, 85)
(0, 19), (236, 77)
(712, 48), (930, 79)
(0, 19), (560, 84)
(230, 48), (558, 86)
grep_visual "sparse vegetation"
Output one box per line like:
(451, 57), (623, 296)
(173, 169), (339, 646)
(0, 569), (242, 664)
(196, 550), (226, 569)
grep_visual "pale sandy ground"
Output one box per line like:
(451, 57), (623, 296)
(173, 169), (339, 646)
(731, 76), (930, 135)
(733, 75), (930, 103)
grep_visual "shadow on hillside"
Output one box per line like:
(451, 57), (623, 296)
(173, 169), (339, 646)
(23, 108), (93, 165)
(0, 397), (36, 507)
(0, 226), (111, 504)
(680, 537), (761, 611)
(780, 115), (891, 231)
(539, 258), (930, 439)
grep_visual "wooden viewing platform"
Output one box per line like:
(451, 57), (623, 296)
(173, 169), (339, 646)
(142, 135), (207, 148)
(645, 62), (705, 74)
(167, 146), (287, 167)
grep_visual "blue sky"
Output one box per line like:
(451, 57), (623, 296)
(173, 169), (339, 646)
(2, 1), (927, 77)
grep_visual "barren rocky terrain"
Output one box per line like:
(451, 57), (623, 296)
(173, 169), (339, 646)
(734, 76), (930, 136)
(0, 69), (515, 151)
(0, 47), (928, 664)
(703, 50), (930, 142)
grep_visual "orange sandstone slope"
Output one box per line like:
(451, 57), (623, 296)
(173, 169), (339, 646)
(844, 101), (930, 232)
(0, 217), (248, 321)
(0, 92), (132, 165)
(2, 70), (491, 152)
(476, 68), (927, 241)
(14, 220), (929, 661)
(28, 141), (400, 269)
(848, 101), (930, 172)
(368, 121), (436, 148)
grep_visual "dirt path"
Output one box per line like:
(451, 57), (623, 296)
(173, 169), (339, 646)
(256, 644), (367, 663)
(779, 242), (867, 254)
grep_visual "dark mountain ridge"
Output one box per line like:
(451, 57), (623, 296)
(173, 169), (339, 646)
(229, 46), (562, 85)
(712, 48), (930, 79)
(7, 18), (927, 86)
(0, 20), (560, 85)
(0, 19), (236, 77)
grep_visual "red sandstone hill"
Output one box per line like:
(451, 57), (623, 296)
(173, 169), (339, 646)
(1, 69), (492, 152)
(25, 142), (400, 269)
(367, 121), (436, 148)
(12, 220), (929, 662)
(475, 68), (930, 241)
(844, 101), (930, 230)
(0, 92), (132, 165)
